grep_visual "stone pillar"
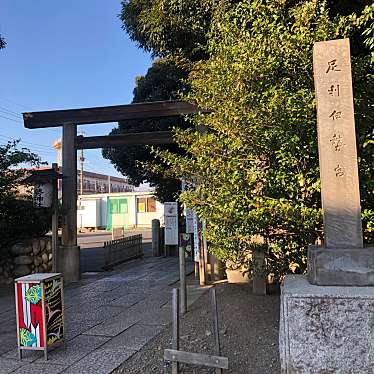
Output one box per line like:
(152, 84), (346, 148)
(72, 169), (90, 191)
(280, 38), (374, 373)
(62, 124), (80, 282)
(313, 39), (362, 249)
(252, 247), (266, 295)
(308, 38), (366, 286)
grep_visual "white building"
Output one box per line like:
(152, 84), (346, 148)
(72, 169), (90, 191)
(76, 170), (133, 195)
(53, 138), (133, 195)
(77, 191), (164, 230)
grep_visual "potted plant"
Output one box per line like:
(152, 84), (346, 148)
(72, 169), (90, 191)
(224, 247), (252, 284)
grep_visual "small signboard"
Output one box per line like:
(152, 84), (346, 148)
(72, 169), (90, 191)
(34, 183), (53, 208)
(185, 208), (194, 234)
(164, 202), (178, 245)
(112, 227), (124, 240)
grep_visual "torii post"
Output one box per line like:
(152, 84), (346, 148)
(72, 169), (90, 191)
(23, 101), (207, 283)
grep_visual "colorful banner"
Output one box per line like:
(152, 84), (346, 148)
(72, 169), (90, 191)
(17, 282), (45, 348)
(16, 277), (64, 349)
(193, 213), (200, 262)
(45, 278), (64, 346)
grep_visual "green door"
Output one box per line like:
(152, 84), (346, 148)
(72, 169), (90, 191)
(107, 197), (129, 231)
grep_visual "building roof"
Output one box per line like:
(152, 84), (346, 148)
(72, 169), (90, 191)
(21, 167), (62, 184)
(77, 170), (129, 184)
(78, 191), (156, 199)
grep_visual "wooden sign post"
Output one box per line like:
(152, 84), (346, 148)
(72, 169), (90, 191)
(165, 288), (228, 373)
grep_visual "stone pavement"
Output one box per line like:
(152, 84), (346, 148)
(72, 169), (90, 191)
(0, 257), (207, 374)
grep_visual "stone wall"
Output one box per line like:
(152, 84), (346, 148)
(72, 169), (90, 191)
(0, 237), (53, 284)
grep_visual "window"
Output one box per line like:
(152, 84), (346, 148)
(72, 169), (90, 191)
(110, 201), (119, 214)
(119, 201), (128, 213)
(109, 198), (128, 214)
(137, 197), (156, 213)
(147, 197), (156, 212)
(137, 198), (146, 213)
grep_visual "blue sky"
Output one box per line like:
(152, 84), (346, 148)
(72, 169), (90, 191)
(0, 1), (152, 177)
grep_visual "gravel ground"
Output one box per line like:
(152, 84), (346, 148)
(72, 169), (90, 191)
(114, 282), (280, 374)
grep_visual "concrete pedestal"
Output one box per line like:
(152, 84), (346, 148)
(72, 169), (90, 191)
(207, 253), (226, 281)
(280, 275), (374, 373)
(308, 245), (374, 286)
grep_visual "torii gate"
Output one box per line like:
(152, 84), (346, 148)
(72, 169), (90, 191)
(23, 101), (207, 282)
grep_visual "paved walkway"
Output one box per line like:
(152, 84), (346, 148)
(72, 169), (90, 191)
(0, 257), (205, 374)
(79, 229), (152, 272)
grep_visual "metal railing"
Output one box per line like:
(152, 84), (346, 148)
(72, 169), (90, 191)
(103, 234), (143, 269)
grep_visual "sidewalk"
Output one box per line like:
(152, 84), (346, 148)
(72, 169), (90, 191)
(0, 257), (207, 374)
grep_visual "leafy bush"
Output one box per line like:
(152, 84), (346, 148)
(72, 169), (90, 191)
(152, 0), (373, 281)
(0, 141), (51, 258)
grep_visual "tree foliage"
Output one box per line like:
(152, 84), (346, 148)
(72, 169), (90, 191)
(116, 0), (373, 279)
(0, 35), (5, 49)
(0, 141), (51, 257)
(120, 0), (372, 59)
(150, 0), (373, 279)
(120, 0), (224, 60)
(102, 58), (189, 201)
(116, 1), (373, 203)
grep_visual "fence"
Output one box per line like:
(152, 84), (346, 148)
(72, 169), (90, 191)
(103, 234), (143, 269)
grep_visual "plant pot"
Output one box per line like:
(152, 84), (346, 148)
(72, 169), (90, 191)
(225, 268), (250, 284)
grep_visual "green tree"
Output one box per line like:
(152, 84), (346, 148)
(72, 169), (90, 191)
(120, 0), (222, 60)
(120, 0), (372, 59)
(0, 36), (5, 49)
(0, 141), (51, 258)
(151, 0), (373, 279)
(102, 58), (189, 201)
(116, 1), (373, 205)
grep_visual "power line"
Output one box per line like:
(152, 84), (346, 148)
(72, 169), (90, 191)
(84, 164), (116, 176)
(0, 100), (60, 134)
(0, 141), (56, 154)
(0, 106), (22, 118)
(0, 138), (57, 159)
(0, 145), (56, 159)
(24, 148), (56, 155)
(0, 114), (22, 123)
(0, 111), (22, 122)
(0, 133), (54, 150)
(0, 103), (22, 113)
(0, 97), (28, 111)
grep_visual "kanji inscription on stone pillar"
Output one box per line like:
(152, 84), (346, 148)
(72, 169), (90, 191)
(313, 38), (363, 249)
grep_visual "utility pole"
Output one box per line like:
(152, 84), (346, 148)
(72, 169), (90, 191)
(78, 133), (85, 232)
(78, 131), (85, 197)
(80, 148), (84, 196)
